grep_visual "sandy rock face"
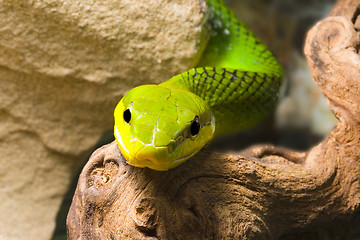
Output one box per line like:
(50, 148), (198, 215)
(0, 0), (206, 239)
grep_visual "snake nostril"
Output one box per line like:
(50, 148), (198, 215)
(167, 143), (174, 155)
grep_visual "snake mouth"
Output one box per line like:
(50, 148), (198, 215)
(115, 124), (198, 170)
(114, 125), (131, 157)
(171, 150), (198, 164)
(115, 125), (172, 169)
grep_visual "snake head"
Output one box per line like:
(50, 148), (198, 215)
(114, 84), (215, 171)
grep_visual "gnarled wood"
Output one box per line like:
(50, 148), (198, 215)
(67, 0), (360, 239)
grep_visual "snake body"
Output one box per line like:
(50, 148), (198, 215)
(114, 0), (283, 171)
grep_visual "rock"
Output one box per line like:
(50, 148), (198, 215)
(0, 0), (206, 239)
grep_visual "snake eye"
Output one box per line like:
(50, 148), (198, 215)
(190, 116), (200, 136)
(123, 109), (131, 124)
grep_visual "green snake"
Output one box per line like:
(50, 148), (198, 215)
(114, 0), (283, 171)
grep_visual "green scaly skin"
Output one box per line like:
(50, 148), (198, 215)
(114, 0), (283, 171)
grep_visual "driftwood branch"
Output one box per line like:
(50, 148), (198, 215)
(67, 0), (360, 239)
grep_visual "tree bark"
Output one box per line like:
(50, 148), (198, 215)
(67, 0), (360, 239)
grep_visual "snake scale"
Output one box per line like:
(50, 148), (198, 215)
(114, 0), (283, 171)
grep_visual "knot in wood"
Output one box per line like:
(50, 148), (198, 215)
(133, 197), (158, 231)
(314, 16), (358, 51)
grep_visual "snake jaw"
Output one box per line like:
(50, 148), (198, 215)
(115, 123), (207, 171)
(114, 124), (132, 162)
(170, 150), (198, 164)
(115, 123), (174, 170)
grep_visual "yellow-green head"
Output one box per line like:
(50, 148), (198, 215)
(114, 84), (215, 171)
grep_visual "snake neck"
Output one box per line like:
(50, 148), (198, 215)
(161, 67), (280, 136)
(198, 0), (283, 78)
(162, 0), (283, 136)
